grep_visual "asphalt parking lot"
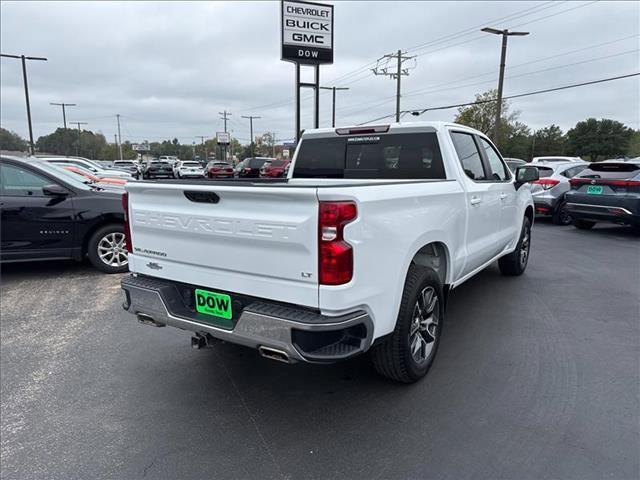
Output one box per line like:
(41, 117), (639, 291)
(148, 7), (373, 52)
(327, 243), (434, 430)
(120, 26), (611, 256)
(1, 221), (638, 480)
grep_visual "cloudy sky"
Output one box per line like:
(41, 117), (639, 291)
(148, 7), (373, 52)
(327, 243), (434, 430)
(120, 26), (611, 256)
(1, 0), (638, 146)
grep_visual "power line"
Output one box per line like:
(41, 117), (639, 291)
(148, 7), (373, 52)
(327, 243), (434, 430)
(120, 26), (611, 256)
(410, 72), (640, 116)
(357, 72), (639, 124)
(340, 45), (639, 120)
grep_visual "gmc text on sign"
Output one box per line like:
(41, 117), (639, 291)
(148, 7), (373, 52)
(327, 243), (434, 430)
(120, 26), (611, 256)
(281, 0), (333, 65)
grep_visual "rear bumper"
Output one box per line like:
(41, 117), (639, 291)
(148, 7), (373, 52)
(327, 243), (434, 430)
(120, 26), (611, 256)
(532, 192), (562, 214)
(121, 274), (373, 363)
(565, 202), (640, 225)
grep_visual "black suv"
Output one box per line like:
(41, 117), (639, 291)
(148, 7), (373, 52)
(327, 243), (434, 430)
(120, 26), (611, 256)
(0, 156), (128, 273)
(237, 157), (271, 178)
(143, 161), (174, 179)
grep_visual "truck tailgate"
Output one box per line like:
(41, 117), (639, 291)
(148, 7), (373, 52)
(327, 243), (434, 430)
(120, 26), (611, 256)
(126, 182), (319, 308)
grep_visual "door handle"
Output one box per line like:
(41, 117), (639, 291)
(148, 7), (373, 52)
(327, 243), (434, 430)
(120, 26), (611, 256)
(500, 193), (509, 200)
(470, 196), (482, 206)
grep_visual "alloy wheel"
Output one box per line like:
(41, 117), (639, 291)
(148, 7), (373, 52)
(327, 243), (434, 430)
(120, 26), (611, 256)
(97, 232), (128, 267)
(409, 286), (440, 364)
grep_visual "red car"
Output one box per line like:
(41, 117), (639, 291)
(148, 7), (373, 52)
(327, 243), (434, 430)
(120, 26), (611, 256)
(260, 159), (290, 178)
(207, 161), (234, 178)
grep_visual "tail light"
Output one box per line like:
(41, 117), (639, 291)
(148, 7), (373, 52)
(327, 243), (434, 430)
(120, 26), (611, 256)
(318, 201), (357, 285)
(532, 178), (560, 190)
(569, 178), (589, 187)
(570, 178), (640, 188)
(122, 192), (133, 253)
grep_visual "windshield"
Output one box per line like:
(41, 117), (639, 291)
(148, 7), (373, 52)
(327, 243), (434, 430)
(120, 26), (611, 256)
(181, 162), (200, 167)
(36, 162), (93, 190)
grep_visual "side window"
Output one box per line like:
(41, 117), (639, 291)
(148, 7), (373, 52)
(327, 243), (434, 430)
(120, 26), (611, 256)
(0, 163), (50, 197)
(478, 137), (510, 181)
(450, 132), (486, 181)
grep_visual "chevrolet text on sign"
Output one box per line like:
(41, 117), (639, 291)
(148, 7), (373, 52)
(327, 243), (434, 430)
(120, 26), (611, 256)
(281, 0), (333, 64)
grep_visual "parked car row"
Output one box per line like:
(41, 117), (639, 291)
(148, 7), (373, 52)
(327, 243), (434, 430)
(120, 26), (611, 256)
(0, 155), (129, 274)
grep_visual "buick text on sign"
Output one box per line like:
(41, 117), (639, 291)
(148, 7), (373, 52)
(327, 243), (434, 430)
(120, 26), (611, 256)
(281, 0), (333, 65)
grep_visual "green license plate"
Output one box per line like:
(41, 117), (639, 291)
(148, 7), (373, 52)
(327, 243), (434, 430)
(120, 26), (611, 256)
(587, 185), (603, 195)
(195, 289), (232, 320)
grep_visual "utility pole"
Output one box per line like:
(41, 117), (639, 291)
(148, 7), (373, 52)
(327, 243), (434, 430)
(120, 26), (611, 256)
(271, 132), (277, 157)
(219, 110), (231, 161)
(49, 102), (76, 129)
(319, 86), (349, 127)
(372, 50), (415, 122)
(71, 121), (88, 157)
(241, 115), (261, 157)
(1, 53), (47, 155)
(481, 27), (530, 142)
(115, 114), (123, 160)
(196, 136), (207, 163)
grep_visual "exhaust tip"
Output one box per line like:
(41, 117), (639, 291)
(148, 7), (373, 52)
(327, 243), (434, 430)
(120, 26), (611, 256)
(258, 346), (292, 364)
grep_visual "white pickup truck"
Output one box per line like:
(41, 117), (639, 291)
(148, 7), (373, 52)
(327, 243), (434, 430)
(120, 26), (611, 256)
(121, 122), (539, 383)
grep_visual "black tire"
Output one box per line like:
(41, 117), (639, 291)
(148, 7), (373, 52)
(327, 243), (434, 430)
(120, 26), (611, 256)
(87, 224), (129, 274)
(498, 216), (531, 276)
(551, 201), (572, 225)
(371, 265), (444, 383)
(573, 219), (596, 230)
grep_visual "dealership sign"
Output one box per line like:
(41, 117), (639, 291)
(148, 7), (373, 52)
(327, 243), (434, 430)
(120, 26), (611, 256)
(281, 0), (333, 65)
(216, 132), (230, 144)
(132, 142), (150, 151)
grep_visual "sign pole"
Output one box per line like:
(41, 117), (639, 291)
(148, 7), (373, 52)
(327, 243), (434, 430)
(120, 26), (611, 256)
(295, 63), (301, 143)
(314, 64), (320, 129)
(281, 0), (333, 144)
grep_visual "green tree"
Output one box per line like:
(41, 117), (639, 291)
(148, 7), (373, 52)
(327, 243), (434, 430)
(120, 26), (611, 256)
(454, 89), (520, 151)
(501, 121), (532, 160)
(626, 130), (640, 157)
(565, 118), (633, 161)
(531, 125), (566, 159)
(0, 128), (28, 152)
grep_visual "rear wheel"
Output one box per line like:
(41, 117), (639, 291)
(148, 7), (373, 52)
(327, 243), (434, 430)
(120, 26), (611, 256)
(498, 216), (531, 276)
(371, 265), (443, 383)
(551, 201), (572, 225)
(573, 219), (596, 230)
(87, 224), (129, 274)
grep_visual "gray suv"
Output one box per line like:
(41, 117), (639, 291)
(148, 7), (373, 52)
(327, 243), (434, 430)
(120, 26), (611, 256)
(529, 162), (588, 225)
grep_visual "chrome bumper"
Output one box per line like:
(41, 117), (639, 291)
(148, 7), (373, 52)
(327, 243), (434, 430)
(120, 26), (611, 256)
(121, 274), (373, 363)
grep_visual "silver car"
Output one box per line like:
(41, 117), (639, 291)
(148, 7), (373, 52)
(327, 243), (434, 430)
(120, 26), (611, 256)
(529, 161), (588, 225)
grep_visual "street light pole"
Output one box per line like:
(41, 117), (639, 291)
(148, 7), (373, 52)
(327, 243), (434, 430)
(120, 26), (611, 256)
(49, 102), (76, 129)
(481, 27), (530, 142)
(319, 86), (349, 127)
(1, 53), (47, 155)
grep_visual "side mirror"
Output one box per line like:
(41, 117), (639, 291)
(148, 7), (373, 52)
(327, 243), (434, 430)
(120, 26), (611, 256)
(515, 166), (539, 189)
(42, 184), (70, 197)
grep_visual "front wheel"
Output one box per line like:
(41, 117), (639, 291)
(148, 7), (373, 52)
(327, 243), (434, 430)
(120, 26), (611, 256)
(87, 224), (129, 274)
(498, 216), (531, 276)
(371, 265), (443, 383)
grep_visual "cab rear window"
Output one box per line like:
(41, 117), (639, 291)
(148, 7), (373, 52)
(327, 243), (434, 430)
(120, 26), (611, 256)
(293, 133), (445, 179)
